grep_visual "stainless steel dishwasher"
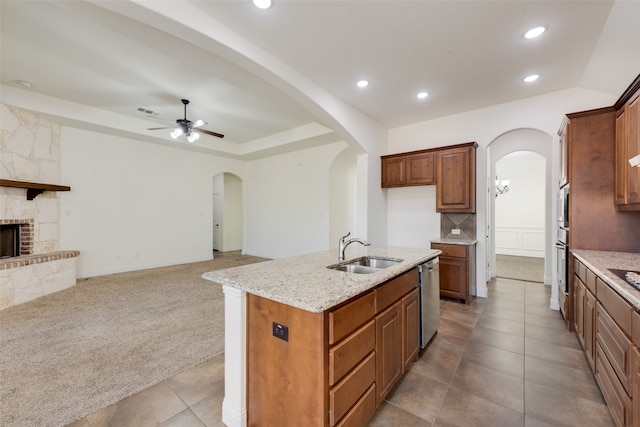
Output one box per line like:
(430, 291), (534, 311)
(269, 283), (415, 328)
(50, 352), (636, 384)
(419, 257), (440, 349)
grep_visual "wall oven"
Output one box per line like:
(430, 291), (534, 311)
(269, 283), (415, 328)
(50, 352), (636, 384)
(556, 185), (569, 316)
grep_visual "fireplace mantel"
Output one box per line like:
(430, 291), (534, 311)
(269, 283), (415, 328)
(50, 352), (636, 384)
(0, 179), (71, 200)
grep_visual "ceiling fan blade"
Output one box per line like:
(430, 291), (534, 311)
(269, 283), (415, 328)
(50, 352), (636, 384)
(147, 127), (174, 130)
(198, 128), (225, 139)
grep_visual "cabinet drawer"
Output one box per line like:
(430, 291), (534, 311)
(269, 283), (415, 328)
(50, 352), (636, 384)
(596, 303), (632, 394)
(575, 258), (587, 284)
(330, 351), (376, 426)
(329, 320), (375, 386)
(597, 278), (632, 336)
(376, 268), (418, 313)
(585, 267), (597, 295)
(596, 342), (631, 427)
(329, 291), (375, 345)
(431, 243), (467, 258)
(335, 383), (376, 427)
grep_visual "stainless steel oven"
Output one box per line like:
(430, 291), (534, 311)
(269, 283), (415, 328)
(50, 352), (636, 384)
(556, 185), (569, 304)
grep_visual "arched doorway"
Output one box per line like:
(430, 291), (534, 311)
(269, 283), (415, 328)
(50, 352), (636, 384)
(212, 172), (243, 253)
(328, 148), (358, 248)
(487, 128), (557, 308)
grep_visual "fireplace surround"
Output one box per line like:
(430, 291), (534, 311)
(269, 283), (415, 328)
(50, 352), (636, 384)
(0, 219), (34, 258)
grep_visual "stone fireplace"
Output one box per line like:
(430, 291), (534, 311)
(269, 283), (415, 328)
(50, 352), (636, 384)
(0, 219), (33, 258)
(0, 103), (79, 310)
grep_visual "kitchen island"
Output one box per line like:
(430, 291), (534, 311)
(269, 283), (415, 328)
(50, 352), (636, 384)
(203, 246), (440, 427)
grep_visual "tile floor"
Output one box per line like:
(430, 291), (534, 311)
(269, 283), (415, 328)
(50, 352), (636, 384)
(69, 277), (615, 427)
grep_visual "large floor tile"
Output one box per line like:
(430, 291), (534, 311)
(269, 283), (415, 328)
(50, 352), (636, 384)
(477, 314), (525, 336)
(386, 367), (449, 423)
(462, 341), (524, 379)
(450, 359), (524, 413)
(369, 401), (433, 426)
(469, 325), (525, 354)
(433, 385), (524, 427)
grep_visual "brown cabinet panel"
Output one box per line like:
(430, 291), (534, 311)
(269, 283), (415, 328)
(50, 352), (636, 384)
(585, 290), (596, 370)
(574, 276), (585, 346)
(596, 342), (632, 427)
(329, 320), (375, 386)
(329, 291), (375, 345)
(436, 144), (476, 213)
(335, 384), (376, 427)
(329, 352), (376, 426)
(381, 157), (406, 188)
(406, 152), (435, 185)
(376, 268), (418, 313)
(616, 88), (640, 210)
(632, 346), (640, 427)
(376, 302), (402, 406)
(431, 242), (474, 304)
(596, 303), (632, 395)
(597, 279), (633, 336)
(402, 288), (420, 370)
(627, 93), (640, 206)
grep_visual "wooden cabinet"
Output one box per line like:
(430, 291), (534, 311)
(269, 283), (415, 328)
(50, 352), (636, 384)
(559, 118), (569, 188)
(572, 253), (639, 427)
(375, 301), (402, 406)
(247, 268), (420, 426)
(615, 76), (640, 211)
(430, 242), (476, 304)
(436, 143), (476, 213)
(381, 151), (435, 188)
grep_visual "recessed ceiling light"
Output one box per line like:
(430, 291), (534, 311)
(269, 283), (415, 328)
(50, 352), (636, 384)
(524, 26), (547, 39)
(356, 80), (369, 88)
(416, 91), (429, 99)
(253, 0), (272, 9)
(523, 74), (540, 83)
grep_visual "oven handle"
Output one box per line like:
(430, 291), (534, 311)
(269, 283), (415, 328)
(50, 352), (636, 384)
(554, 242), (567, 249)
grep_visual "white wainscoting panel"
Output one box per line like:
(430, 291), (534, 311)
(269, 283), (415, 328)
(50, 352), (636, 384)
(495, 226), (545, 258)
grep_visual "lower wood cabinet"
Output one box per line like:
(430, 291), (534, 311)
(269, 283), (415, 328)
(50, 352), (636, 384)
(572, 254), (640, 427)
(430, 242), (476, 304)
(247, 268), (420, 426)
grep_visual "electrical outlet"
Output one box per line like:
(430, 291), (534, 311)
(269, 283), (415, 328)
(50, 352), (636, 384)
(272, 322), (289, 342)
(452, 228), (461, 235)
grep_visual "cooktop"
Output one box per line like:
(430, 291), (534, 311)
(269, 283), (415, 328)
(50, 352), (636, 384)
(610, 269), (640, 290)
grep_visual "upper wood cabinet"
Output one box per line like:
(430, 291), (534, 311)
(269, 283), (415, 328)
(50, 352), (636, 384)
(614, 75), (640, 211)
(381, 151), (435, 187)
(558, 118), (569, 188)
(436, 142), (477, 213)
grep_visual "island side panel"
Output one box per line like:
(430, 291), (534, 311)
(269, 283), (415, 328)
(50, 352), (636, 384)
(247, 293), (328, 427)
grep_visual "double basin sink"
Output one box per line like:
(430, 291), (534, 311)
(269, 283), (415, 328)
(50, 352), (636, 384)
(327, 256), (403, 274)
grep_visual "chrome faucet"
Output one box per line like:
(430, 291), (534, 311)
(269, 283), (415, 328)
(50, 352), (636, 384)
(338, 232), (371, 261)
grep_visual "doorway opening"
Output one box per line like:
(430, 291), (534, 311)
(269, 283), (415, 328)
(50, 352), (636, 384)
(212, 172), (243, 253)
(494, 151), (545, 282)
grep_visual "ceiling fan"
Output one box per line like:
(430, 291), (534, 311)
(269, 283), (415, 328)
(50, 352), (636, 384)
(147, 99), (224, 142)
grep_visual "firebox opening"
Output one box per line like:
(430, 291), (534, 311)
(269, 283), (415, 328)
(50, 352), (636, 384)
(1, 224), (20, 258)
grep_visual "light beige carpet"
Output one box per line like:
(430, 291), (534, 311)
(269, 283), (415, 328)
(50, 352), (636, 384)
(0, 252), (267, 427)
(496, 254), (545, 283)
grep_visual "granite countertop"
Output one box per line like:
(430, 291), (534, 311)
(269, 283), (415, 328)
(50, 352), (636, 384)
(571, 250), (640, 309)
(202, 246), (441, 313)
(431, 238), (478, 245)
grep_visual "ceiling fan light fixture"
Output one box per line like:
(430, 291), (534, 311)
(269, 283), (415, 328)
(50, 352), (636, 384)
(524, 26), (547, 39)
(187, 132), (200, 143)
(170, 128), (183, 139)
(192, 119), (206, 128)
(523, 74), (540, 83)
(253, 0), (272, 9)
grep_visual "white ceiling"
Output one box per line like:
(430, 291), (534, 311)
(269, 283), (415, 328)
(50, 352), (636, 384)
(2, 0), (639, 159)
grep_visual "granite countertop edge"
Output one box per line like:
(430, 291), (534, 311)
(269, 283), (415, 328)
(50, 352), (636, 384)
(202, 247), (441, 313)
(430, 238), (478, 245)
(571, 249), (640, 309)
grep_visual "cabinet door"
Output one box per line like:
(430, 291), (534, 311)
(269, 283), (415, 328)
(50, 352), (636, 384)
(559, 122), (568, 188)
(585, 290), (596, 370)
(406, 152), (435, 185)
(375, 302), (402, 406)
(436, 145), (476, 213)
(381, 157), (406, 188)
(402, 288), (420, 371)
(615, 106), (628, 206)
(574, 276), (585, 347)
(632, 346), (640, 427)
(438, 255), (467, 302)
(627, 93), (640, 205)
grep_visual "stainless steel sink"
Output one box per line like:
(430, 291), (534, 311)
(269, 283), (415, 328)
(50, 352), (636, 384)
(327, 256), (403, 274)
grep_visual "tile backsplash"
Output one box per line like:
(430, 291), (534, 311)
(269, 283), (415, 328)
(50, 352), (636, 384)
(441, 213), (476, 240)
